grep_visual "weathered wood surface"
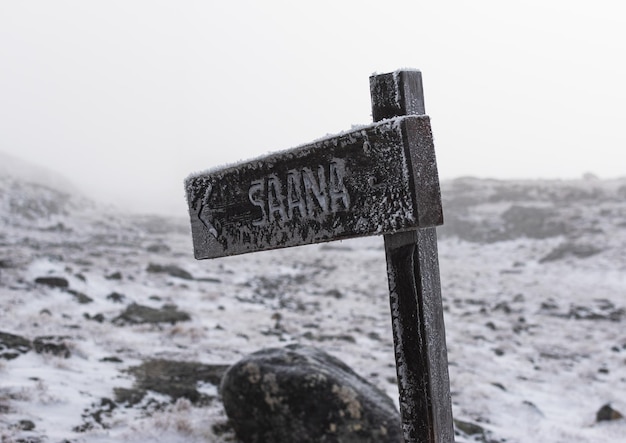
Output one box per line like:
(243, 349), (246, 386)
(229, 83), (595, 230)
(372, 70), (454, 443)
(186, 115), (442, 259)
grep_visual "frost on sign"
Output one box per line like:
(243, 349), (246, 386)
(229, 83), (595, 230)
(185, 115), (442, 259)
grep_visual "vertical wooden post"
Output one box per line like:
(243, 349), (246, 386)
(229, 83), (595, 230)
(370, 71), (455, 443)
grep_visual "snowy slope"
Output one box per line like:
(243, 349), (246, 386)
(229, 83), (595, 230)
(0, 164), (625, 442)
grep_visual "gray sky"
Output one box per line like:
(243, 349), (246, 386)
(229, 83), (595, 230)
(1, 1), (625, 215)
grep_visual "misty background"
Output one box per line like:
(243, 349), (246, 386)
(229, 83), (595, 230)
(1, 1), (625, 216)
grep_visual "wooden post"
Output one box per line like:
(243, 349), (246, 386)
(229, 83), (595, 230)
(370, 71), (455, 443)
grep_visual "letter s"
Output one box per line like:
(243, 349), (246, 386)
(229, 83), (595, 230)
(249, 179), (267, 227)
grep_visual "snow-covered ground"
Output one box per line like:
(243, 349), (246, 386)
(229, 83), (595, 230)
(1, 160), (625, 442)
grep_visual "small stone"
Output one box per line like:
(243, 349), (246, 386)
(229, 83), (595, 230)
(112, 303), (191, 325)
(491, 382), (507, 391)
(324, 289), (343, 299)
(17, 419), (36, 431)
(105, 272), (123, 280)
(33, 336), (71, 358)
(493, 302), (511, 314)
(106, 292), (126, 303)
(114, 387), (146, 407)
(66, 289), (93, 304)
(34, 276), (69, 289)
(146, 243), (171, 253)
(84, 312), (105, 322)
(596, 404), (624, 422)
(0, 331), (32, 360)
(146, 263), (193, 280)
(454, 419), (485, 437)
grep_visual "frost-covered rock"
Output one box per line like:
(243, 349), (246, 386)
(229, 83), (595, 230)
(118, 359), (230, 407)
(112, 303), (191, 325)
(34, 276), (69, 288)
(0, 332), (72, 359)
(220, 344), (402, 443)
(146, 263), (193, 280)
(33, 335), (72, 358)
(0, 331), (32, 360)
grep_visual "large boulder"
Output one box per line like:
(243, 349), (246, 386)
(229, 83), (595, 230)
(220, 344), (402, 443)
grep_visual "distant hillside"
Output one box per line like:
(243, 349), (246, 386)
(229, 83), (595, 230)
(0, 151), (78, 193)
(0, 151), (95, 227)
(438, 176), (626, 243)
(2, 150), (625, 248)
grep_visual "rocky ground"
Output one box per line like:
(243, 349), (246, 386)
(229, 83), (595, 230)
(1, 163), (625, 442)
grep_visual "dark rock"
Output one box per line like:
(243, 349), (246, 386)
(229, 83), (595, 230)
(324, 289), (344, 299)
(17, 419), (36, 431)
(105, 272), (123, 280)
(0, 331), (32, 360)
(101, 356), (123, 363)
(454, 418), (486, 437)
(491, 382), (506, 391)
(34, 276), (69, 289)
(66, 289), (93, 304)
(522, 400), (545, 417)
(566, 304), (625, 322)
(493, 302), (511, 314)
(106, 292), (126, 303)
(33, 336), (71, 358)
(539, 242), (603, 263)
(221, 344), (402, 443)
(74, 397), (117, 432)
(0, 251), (31, 268)
(83, 312), (105, 323)
(146, 243), (171, 253)
(196, 277), (222, 283)
(112, 303), (191, 325)
(122, 359), (230, 406)
(596, 403), (624, 422)
(113, 387), (147, 407)
(146, 263), (193, 280)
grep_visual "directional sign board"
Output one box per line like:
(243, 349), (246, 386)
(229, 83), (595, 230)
(185, 115), (442, 259)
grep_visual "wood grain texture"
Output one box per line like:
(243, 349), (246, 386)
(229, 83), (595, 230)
(185, 115), (442, 259)
(371, 70), (454, 443)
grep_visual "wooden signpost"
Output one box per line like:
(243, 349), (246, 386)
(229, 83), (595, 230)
(185, 70), (454, 443)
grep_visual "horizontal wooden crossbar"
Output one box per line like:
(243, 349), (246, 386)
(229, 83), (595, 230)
(185, 115), (442, 259)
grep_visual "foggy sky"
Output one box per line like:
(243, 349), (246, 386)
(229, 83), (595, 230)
(1, 1), (625, 215)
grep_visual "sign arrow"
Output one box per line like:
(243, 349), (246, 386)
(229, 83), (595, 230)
(196, 182), (219, 239)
